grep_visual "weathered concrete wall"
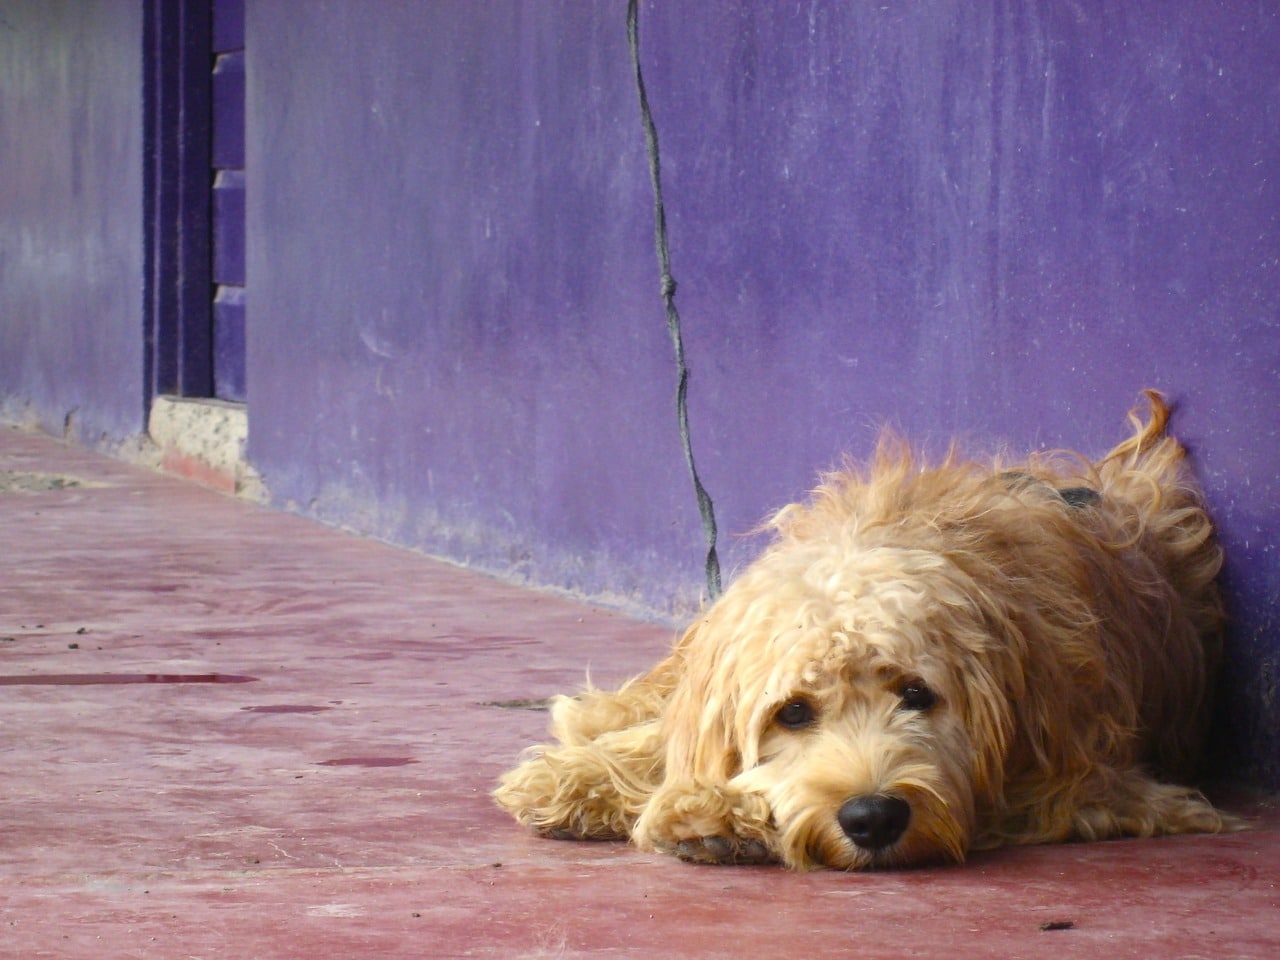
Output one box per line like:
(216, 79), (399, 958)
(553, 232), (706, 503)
(0, 0), (146, 443)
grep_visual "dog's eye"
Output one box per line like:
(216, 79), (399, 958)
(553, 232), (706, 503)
(899, 680), (937, 712)
(774, 699), (817, 729)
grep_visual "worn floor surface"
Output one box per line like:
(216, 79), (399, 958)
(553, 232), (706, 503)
(1, 426), (1277, 959)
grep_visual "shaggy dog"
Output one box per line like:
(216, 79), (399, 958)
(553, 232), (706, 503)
(494, 392), (1229, 869)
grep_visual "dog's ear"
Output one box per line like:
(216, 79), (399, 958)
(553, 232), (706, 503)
(658, 620), (744, 786)
(952, 640), (1017, 805)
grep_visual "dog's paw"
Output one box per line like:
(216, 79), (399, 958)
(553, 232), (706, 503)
(634, 781), (778, 865)
(674, 834), (774, 865)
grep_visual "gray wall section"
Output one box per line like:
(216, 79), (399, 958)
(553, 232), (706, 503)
(0, 0), (146, 442)
(1, 1), (1277, 786)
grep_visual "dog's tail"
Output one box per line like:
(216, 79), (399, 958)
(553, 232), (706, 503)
(1096, 390), (1225, 650)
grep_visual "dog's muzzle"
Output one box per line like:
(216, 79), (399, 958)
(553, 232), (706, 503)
(838, 795), (911, 851)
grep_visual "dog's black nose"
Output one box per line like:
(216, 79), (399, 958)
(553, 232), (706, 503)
(838, 795), (911, 850)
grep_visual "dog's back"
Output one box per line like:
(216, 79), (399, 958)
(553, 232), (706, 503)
(797, 390), (1223, 783)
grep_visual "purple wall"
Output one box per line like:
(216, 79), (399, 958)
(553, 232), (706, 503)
(0, 0), (146, 443)
(0, 2), (1275, 786)
(248, 1), (1279, 784)
(247, 1), (693, 606)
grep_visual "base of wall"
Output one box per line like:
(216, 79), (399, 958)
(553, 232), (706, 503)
(148, 396), (265, 501)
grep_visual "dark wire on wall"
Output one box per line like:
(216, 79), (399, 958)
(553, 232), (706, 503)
(626, 0), (723, 603)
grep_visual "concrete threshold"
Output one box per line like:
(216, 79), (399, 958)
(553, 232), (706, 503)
(1, 424), (1276, 959)
(148, 395), (264, 499)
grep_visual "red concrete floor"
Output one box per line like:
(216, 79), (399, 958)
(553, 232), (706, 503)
(1, 425), (1277, 959)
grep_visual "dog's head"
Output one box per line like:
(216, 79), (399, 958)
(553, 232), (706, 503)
(659, 459), (1055, 870)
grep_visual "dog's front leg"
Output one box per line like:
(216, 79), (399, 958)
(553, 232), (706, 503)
(493, 720), (665, 841)
(633, 780), (778, 865)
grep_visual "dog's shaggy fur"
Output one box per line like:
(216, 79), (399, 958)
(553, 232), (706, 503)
(494, 392), (1229, 869)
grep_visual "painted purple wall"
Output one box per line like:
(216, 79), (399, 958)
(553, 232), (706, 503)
(247, 1), (694, 606)
(0, 2), (1274, 786)
(0, 0), (146, 443)
(248, 1), (1278, 785)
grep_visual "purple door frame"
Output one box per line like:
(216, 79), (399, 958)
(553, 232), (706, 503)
(143, 0), (213, 402)
(211, 0), (247, 402)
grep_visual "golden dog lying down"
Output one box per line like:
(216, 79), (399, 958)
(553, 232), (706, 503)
(495, 392), (1228, 869)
